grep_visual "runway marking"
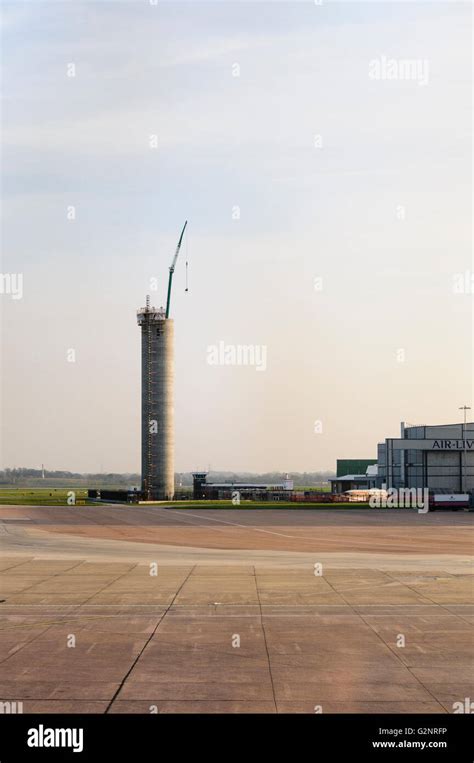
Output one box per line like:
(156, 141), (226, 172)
(164, 509), (296, 539)
(158, 509), (429, 548)
(0, 518), (32, 521)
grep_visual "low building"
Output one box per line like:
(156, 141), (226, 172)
(88, 488), (141, 503)
(331, 465), (378, 494)
(337, 459), (377, 477)
(192, 473), (294, 500)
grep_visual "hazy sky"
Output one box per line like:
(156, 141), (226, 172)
(1, 0), (472, 473)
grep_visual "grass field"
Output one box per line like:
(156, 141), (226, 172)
(0, 488), (88, 505)
(155, 500), (372, 509)
(0, 490), (370, 509)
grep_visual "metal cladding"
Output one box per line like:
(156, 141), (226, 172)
(137, 303), (174, 500)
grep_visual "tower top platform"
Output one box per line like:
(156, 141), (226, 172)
(137, 297), (166, 324)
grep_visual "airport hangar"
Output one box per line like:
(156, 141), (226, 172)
(378, 421), (474, 492)
(331, 421), (474, 495)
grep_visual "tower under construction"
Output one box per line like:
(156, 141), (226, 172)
(137, 221), (187, 501)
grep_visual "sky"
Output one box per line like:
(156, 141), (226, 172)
(1, 0), (472, 474)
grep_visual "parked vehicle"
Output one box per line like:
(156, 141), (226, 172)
(429, 493), (470, 510)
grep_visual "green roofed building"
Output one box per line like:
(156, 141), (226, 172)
(336, 459), (377, 478)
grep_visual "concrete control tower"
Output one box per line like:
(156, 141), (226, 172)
(137, 298), (174, 500)
(136, 221), (187, 501)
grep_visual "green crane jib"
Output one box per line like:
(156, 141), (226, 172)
(165, 220), (188, 319)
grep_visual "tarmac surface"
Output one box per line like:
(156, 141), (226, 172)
(0, 506), (472, 713)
